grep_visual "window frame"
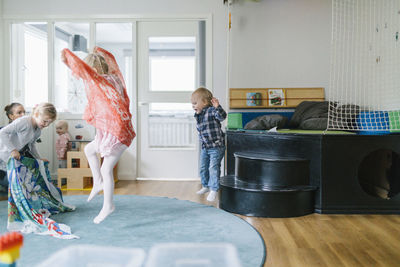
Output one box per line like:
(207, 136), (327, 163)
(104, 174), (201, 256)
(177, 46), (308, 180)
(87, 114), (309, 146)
(2, 15), (213, 179)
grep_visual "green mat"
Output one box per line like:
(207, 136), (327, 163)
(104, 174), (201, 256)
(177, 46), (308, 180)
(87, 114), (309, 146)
(277, 129), (355, 134)
(389, 111), (400, 133)
(229, 129), (355, 135)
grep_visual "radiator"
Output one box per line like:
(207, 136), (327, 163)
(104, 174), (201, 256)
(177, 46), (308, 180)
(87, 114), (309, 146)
(148, 116), (196, 147)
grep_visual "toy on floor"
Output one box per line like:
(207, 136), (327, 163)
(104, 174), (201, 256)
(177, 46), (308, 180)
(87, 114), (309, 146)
(0, 232), (23, 267)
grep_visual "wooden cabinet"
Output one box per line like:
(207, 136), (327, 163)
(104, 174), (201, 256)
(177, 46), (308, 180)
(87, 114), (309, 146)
(57, 141), (118, 190)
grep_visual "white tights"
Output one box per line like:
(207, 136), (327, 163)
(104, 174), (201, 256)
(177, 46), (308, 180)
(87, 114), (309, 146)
(84, 140), (126, 224)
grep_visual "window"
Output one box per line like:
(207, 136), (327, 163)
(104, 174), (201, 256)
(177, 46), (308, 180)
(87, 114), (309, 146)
(11, 22), (48, 108)
(96, 23), (133, 101)
(8, 20), (205, 115)
(149, 37), (196, 92)
(54, 22), (89, 113)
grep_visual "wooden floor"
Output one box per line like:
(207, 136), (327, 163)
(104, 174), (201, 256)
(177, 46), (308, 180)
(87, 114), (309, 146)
(64, 180), (400, 267)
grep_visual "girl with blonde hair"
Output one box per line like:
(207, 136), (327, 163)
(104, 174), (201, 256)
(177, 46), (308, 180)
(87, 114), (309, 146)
(62, 46), (135, 224)
(0, 102), (77, 239)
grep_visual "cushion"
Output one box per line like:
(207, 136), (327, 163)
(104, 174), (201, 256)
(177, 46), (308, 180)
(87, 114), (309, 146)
(244, 114), (288, 130)
(300, 118), (328, 130)
(289, 101), (329, 128)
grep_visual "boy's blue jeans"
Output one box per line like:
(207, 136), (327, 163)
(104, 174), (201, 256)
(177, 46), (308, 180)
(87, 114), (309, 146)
(199, 146), (225, 191)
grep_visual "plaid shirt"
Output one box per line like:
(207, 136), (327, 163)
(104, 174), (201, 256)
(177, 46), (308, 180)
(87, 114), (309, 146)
(194, 105), (227, 148)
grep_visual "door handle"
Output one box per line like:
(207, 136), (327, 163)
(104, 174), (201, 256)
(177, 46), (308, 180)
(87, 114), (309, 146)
(138, 102), (149, 106)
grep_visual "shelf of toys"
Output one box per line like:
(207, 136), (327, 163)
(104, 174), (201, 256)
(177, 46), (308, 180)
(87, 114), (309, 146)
(57, 141), (118, 190)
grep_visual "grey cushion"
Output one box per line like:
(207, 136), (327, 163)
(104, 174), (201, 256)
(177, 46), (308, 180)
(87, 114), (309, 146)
(300, 118), (328, 130)
(244, 115), (288, 130)
(289, 101), (329, 128)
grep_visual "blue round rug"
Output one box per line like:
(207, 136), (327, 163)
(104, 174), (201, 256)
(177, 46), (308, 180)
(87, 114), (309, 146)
(0, 195), (265, 267)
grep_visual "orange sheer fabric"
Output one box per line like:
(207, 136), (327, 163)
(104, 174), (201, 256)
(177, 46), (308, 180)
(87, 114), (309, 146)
(62, 47), (136, 147)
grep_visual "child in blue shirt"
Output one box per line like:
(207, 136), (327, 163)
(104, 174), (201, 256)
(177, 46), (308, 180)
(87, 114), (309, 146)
(191, 87), (227, 201)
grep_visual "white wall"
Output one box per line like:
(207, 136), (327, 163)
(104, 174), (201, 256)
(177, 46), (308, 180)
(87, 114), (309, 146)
(1, 0), (333, 178)
(229, 0), (331, 89)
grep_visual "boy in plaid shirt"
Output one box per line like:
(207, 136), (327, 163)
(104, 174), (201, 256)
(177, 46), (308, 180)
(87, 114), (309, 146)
(191, 87), (226, 201)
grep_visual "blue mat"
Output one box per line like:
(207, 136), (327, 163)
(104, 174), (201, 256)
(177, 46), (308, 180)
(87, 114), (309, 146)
(0, 195), (266, 267)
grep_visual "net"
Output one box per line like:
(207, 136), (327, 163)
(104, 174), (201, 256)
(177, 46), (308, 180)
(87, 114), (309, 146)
(328, 0), (400, 133)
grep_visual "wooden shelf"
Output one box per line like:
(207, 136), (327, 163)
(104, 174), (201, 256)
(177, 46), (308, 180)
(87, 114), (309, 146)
(229, 87), (324, 109)
(57, 142), (118, 190)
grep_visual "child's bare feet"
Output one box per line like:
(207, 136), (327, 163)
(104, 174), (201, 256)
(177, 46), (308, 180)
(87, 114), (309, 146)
(93, 205), (115, 224)
(87, 182), (103, 202)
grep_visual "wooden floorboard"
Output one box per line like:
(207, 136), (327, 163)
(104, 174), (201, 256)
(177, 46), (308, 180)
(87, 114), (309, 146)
(63, 180), (400, 267)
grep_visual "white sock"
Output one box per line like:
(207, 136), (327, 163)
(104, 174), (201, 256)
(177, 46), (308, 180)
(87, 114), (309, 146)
(207, 190), (218, 202)
(93, 205), (115, 224)
(93, 145), (126, 224)
(196, 187), (210, 195)
(87, 182), (103, 202)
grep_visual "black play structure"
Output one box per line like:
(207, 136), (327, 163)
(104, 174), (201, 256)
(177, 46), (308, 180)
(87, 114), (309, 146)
(219, 130), (400, 217)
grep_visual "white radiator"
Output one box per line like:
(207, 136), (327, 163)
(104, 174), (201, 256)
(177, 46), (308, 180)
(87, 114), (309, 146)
(149, 116), (196, 147)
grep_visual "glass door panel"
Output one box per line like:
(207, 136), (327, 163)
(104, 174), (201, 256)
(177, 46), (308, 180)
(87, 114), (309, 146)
(138, 21), (202, 179)
(149, 37), (196, 92)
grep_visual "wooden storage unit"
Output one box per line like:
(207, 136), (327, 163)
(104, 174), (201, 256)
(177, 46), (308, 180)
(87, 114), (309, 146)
(57, 167), (93, 190)
(57, 141), (118, 190)
(229, 88), (324, 109)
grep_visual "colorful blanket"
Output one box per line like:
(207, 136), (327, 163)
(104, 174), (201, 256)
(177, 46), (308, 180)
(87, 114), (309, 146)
(7, 157), (78, 239)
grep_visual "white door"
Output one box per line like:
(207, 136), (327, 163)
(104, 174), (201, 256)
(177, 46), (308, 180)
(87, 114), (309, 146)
(137, 20), (207, 179)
